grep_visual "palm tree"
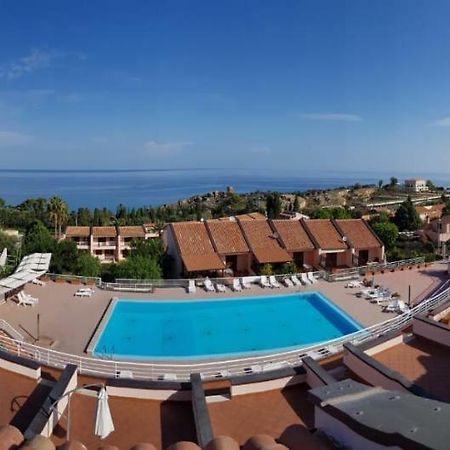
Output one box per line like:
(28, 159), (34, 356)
(48, 196), (68, 239)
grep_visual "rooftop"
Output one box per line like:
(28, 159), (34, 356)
(206, 220), (250, 255)
(302, 220), (348, 251)
(334, 219), (382, 249)
(271, 220), (315, 252)
(65, 226), (91, 237)
(91, 226), (117, 237)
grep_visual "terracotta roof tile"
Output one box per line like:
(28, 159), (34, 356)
(118, 226), (146, 238)
(235, 212), (266, 221)
(302, 220), (347, 250)
(65, 226), (90, 237)
(238, 219), (292, 264)
(92, 226), (117, 237)
(271, 220), (315, 252)
(335, 219), (381, 249)
(206, 220), (250, 254)
(171, 222), (225, 272)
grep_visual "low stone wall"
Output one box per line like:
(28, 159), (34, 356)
(0, 348), (41, 379)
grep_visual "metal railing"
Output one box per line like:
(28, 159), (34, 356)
(0, 283), (449, 381)
(325, 257), (426, 282)
(0, 319), (24, 341)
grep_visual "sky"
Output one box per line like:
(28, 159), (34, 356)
(1, 0), (450, 173)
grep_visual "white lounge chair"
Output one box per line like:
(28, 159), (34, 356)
(300, 273), (311, 285)
(17, 291), (38, 306)
(75, 289), (92, 297)
(283, 277), (294, 287)
(397, 300), (411, 313)
(269, 275), (281, 288)
(241, 278), (251, 289)
(307, 272), (318, 284)
(346, 280), (362, 288)
(291, 275), (302, 286)
(232, 279), (242, 292)
(383, 298), (399, 313)
(204, 279), (215, 292)
(187, 280), (196, 293)
(216, 283), (226, 292)
(259, 276), (271, 288)
(31, 278), (46, 286)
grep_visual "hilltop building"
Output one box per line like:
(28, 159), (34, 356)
(405, 178), (428, 193)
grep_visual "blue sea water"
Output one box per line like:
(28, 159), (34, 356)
(0, 168), (449, 209)
(93, 293), (361, 359)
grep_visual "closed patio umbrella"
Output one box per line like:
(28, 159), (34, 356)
(94, 387), (114, 439)
(0, 248), (7, 267)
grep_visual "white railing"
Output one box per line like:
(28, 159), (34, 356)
(0, 284), (449, 381)
(325, 257), (427, 282)
(0, 319), (24, 342)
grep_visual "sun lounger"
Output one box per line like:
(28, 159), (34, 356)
(283, 277), (294, 287)
(346, 280), (362, 288)
(241, 278), (251, 289)
(187, 280), (196, 293)
(269, 275), (281, 288)
(17, 291), (38, 306)
(259, 276), (271, 288)
(160, 373), (177, 381)
(75, 290), (92, 297)
(397, 300), (410, 313)
(300, 273), (311, 285)
(216, 283), (226, 292)
(383, 298), (399, 313)
(31, 278), (46, 286)
(232, 279), (242, 292)
(204, 279), (215, 292)
(307, 272), (318, 284)
(291, 275), (302, 286)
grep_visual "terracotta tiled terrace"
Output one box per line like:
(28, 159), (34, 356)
(373, 336), (450, 403)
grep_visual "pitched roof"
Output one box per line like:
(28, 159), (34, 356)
(271, 220), (315, 252)
(235, 212), (266, 221)
(171, 222), (225, 272)
(118, 226), (146, 238)
(238, 219), (292, 264)
(65, 226), (90, 237)
(302, 219), (347, 251)
(335, 219), (382, 249)
(206, 220), (250, 254)
(92, 226), (117, 237)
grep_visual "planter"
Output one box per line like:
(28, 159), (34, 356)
(55, 278), (66, 284)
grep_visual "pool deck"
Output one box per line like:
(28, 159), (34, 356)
(0, 262), (445, 356)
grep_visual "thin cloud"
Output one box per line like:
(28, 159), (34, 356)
(433, 117), (450, 127)
(297, 113), (363, 122)
(0, 131), (33, 147)
(0, 49), (85, 80)
(143, 140), (192, 155)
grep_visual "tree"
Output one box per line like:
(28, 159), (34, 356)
(426, 180), (436, 191)
(293, 196), (300, 213)
(310, 208), (333, 219)
(50, 240), (79, 274)
(47, 196), (68, 238)
(265, 193), (282, 219)
(114, 255), (162, 279)
(75, 252), (101, 277)
(23, 221), (56, 255)
(258, 263), (273, 276)
(394, 197), (422, 231)
(371, 222), (399, 249)
(378, 179), (383, 189)
(0, 231), (18, 259)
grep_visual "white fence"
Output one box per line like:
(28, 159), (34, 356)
(0, 284), (449, 381)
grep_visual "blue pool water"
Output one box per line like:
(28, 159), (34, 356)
(93, 293), (361, 359)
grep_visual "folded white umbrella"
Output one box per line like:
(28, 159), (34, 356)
(0, 248), (7, 267)
(94, 387), (114, 439)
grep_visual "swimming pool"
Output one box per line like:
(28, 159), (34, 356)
(92, 292), (361, 360)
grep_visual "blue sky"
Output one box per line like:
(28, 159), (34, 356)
(1, 0), (450, 173)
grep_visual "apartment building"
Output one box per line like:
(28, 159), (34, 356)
(63, 224), (158, 263)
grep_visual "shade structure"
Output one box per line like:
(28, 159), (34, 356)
(95, 387), (114, 439)
(0, 248), (7, 267)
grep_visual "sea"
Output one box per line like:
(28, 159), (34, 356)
(0, 169), (449, 210)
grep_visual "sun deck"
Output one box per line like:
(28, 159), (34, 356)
(0, 263), (445, 357)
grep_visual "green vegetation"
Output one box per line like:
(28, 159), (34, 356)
(371, 221), (399, 250)
(394, 197), (422, 231)
(265, 193), (282, 219)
